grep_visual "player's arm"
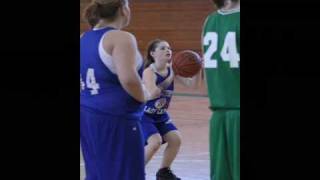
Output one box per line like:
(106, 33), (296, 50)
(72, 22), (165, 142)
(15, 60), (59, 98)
(173, 59), (202, 89)
(175, 70), (201, 89)
(106, 31), (146, 103)
(142, 67), (162, 100)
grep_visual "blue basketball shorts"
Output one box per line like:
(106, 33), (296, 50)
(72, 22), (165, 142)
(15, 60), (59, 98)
(141, 113), (178, 145)
(80, 106), (145, 180)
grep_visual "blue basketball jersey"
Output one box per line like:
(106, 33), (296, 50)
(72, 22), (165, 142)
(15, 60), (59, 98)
(143, 64), (174, 122)
(80, 27), (144, 118)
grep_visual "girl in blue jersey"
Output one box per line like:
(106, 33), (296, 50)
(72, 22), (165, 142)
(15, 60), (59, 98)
(80, 0), (148, 180)
(142, 39), (201, 180)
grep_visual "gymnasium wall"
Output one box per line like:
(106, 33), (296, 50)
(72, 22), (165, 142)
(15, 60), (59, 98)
(80, 0), (215, 55)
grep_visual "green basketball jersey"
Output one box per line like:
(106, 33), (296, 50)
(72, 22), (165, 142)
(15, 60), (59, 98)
(202, 8), (240, 109)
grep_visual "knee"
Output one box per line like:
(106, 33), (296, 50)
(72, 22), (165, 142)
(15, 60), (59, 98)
(167, 134), (182, 148)
(148, 137), (162, 153)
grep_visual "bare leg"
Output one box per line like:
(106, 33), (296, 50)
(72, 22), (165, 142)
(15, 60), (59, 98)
(160, 130), (182, 168)
(145, 133), (162, 165)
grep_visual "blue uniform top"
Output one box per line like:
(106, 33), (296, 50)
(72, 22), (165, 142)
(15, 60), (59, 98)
(143, 64), (174, 122)
(80, 27), (144, 119)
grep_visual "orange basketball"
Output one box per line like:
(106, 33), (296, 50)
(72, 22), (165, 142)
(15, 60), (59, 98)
(172, 50), (202, 77)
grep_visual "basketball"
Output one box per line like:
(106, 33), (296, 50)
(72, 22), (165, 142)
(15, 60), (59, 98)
(172, 50), (202, 77)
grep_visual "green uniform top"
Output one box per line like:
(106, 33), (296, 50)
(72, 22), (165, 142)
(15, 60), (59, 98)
(202, 8), (240, 109)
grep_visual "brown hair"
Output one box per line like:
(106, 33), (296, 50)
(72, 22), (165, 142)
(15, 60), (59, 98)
(144, 39), (165, 68)
(211, 0), (239, 9)
(83, 0), (126, 28)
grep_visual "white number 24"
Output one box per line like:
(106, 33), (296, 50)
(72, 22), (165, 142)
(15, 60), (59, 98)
(203, 32), (240, 68)
(80, 68), (100, 95)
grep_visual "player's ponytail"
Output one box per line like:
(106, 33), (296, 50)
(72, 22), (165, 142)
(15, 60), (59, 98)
(83, 0), (125, 28)
(145, 39), (164, 68)
(84, 2), (99, 28)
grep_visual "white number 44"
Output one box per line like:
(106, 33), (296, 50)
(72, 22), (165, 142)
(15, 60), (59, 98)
(80, 68), (100, 95)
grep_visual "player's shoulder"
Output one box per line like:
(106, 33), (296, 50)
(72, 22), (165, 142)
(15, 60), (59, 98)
(80, 31), (90, 39)
(144, 65), (158, 78)
(203, 12), (219, 26)
(143, 66), (154, 75)
(207, 11), (219, 19)
(107, 30), (137, 42)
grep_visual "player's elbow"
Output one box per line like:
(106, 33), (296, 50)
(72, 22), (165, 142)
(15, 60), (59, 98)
(119, 75), (140, 91)
(119, 75), (145, 102)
